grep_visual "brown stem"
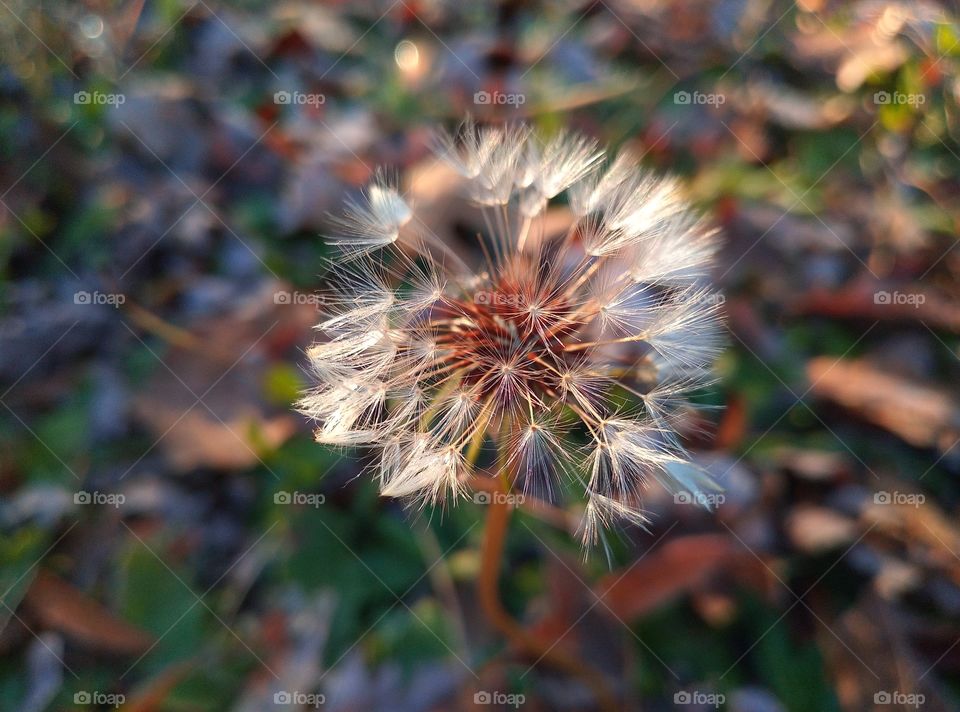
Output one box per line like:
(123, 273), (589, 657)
(477, 483), (619, 712)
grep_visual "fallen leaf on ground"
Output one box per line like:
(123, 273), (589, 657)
(131, 283), (314, 471)
(24, 570), (153, 656)
(806, 357), (960, 454)
(596, 533), (764, 620)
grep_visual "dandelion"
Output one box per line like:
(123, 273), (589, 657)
(299, 119), (724, 546)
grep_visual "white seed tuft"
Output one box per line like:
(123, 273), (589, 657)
(302, 122), (725, 545)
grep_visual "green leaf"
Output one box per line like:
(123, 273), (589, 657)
(118, 537), (209, 676)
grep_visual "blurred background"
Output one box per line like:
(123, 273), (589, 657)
(2, 1), (960, 710)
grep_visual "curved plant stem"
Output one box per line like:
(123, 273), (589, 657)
(477, 476), (619, 712)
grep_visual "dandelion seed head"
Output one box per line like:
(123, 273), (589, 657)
(301, 120), (725, 545)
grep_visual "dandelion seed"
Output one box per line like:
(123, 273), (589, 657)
(300, 121), (725, 545)
(519, 131), (603, 218)
(327, 180), (412, 255)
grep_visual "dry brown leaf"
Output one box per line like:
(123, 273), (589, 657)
(806, 357), (960, 453)
(814, 594), (953, 712)
(786, 506), (858, 554)
(711, 391), (748, 451)
(795, 283), (960, 333)
(131, 284), (313, 471)
(864, 493), (960, 589)
(24, 570), (153, 656)
(108, 0), (147, 54)
(773, 447), (851, 482)
(596, 533), (755, 620)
